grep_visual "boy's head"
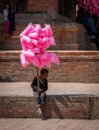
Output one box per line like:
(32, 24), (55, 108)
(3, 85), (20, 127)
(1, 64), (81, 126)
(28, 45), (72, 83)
(5, 3), (10, 9)
(40, 69), (49, 79)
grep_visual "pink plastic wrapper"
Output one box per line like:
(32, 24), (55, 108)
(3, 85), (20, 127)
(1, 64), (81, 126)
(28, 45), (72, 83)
(19, 23), (60, 68)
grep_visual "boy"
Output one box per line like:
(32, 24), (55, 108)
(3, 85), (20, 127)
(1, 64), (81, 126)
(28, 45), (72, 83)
(31, 68), (49, 120)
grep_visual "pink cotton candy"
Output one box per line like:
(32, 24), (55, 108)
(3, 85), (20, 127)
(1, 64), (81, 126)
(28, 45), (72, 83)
(42, 37), (48, 43)
(48, 37), (56, 46)
(37, 58), (44, 68)
(22, 35), (31, 43)
(20, 23), (34, 37)
(39, 39), (49, 49)
(19, 23), (60, 68)
(31, 39), (38, 46)
(21, 36), (34, 50)
(31, 48), (40, 54)
(37, 52), (50, 68)
(50, 53), (60, 65)
(44, 59), (51, 68)
(41, 52), (51, 68)
(20, 54), (30, 67)
(28, 32), (38, 39)
(38, 31), (46, 38)
(20, 37), (28, 51)
(38, 38), (44, 44)
(45, 24), (53, 37)
(31, 56), (40, 68)
(21, 50), (35, 57)
(40, 52), (48, 60)
(39, 47), (45, 53)
(34, 24), (42, 32)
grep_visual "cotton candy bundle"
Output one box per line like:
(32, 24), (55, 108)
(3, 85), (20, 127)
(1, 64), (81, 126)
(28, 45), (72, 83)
(77, 0), (99, 15)
(19, 23), (60, 68)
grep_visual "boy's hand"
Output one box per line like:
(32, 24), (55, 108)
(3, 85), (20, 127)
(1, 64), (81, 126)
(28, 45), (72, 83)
(37, 87), (42, 93)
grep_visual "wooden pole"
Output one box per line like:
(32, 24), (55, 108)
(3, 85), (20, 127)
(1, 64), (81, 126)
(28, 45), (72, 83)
(36, 67), (40, 88)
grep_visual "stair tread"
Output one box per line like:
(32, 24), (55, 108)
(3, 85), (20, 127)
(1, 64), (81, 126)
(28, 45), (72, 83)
(0, 82), (98, 96)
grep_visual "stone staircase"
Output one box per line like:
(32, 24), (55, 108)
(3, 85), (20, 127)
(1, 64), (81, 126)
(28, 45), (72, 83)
(0, 13), (99, 119)
(0, 13), (98, 50)
(0, 22), (97, 50)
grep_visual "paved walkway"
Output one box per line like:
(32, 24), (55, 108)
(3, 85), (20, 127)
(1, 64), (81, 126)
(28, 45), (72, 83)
(0, 82), (99, 96)
(0, 118), (99, 130)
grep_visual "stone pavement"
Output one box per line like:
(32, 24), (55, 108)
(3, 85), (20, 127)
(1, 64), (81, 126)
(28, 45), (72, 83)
(0, 118), (99, 130)
(0, 82), (99, 96)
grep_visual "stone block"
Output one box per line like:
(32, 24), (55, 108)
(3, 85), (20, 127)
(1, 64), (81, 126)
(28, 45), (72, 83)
(91, 97), (99, 119)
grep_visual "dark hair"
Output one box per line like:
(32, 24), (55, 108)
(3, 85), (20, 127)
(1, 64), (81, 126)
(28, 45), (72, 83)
(5, 3), (10, 8)
(40, 68), (49, 75)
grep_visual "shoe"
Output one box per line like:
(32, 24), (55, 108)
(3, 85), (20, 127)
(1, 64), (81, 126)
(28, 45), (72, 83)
(89, 35), (96, 39)
(37, 107), (46, 120)
(41, 116), (46, 120)
(37, 107), (43, 116)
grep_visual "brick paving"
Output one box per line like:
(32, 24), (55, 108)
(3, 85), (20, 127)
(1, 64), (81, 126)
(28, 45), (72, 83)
(0, 118), (99, 130)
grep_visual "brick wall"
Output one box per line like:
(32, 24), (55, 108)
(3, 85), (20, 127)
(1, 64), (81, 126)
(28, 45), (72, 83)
(0, 95), (98, 119)
(0, 95), (91, 119)
(27, 0), (58, 18)
(0, 51), (99, 83)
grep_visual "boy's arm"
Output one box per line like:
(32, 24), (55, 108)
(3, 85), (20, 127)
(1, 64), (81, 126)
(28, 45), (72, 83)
(31, 77), (38, 91)
(42, 80), (48, 92)
(31, 77), (42, 92)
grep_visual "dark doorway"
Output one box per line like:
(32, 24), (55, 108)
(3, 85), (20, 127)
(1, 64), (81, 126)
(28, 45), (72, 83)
(58, 0), (76, 21)
(0, 0), (27, 13)
(15, 0), (27, 13)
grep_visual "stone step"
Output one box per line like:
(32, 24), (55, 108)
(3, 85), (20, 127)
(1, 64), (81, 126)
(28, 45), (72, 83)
(0, 34), (83, 50)
(0, 23), (90, 50)
(0, 82), (99, 119)
(0, 36), (80, 50)
(0, 22), (80, 30)
(0, 51), (99, 83)
(0, 23), (29, 31)
(89, 42), (98, 50)
(0, 36), (21, 50)
(0, 119), (98, 130)
(0, 13), (47, 24)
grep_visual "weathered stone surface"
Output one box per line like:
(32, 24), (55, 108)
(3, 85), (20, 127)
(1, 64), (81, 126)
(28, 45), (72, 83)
(91, 97), (99, 119)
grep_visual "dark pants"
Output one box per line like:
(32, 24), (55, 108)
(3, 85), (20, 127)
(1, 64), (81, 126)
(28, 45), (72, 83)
(94, 38), (99, 50)
(33, 91), (47, 107)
